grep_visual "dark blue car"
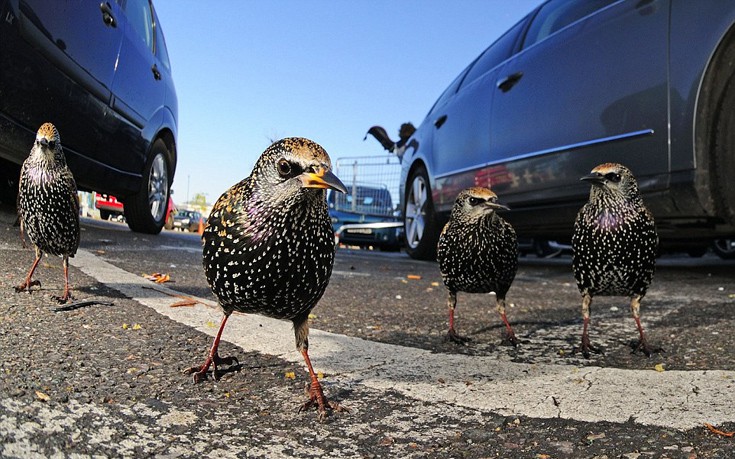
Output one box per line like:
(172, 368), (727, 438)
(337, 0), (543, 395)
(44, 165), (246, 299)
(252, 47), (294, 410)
(400, 0), (735, 259)
(0, 0), (177, 234)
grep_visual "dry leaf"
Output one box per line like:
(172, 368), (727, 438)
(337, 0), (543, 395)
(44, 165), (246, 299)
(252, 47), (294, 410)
(170, 298), (198, 308)
(284, 372), (296, 380)
(654, 363), (665, 372)
(35, 390), (50, 401)
(705, 422), (735, 437)
(122, 323), (129, 330)
(205, 320), (217, 328)
(407, 274), (422, 280)
(132, 324), (142, 330)
(143, 272), (171, 284)
(316, 371), (324, 380)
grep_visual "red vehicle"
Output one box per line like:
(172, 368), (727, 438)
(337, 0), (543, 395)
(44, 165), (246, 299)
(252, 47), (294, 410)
(95, 193), (176, 229)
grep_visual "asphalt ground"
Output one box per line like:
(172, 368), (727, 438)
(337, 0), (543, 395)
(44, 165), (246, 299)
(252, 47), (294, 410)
(1, 206), (734, 458)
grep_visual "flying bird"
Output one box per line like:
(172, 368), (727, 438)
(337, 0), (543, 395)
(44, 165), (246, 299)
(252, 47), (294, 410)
(188, 137), (348, 420)
(572, 162), (659, 357)
(437, 187), (519, 345)
(16, 122), (80, 303)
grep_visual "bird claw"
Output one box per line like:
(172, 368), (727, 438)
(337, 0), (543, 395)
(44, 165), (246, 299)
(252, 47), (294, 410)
(185, 353), (239, 383)
(53, 293), (73, 304)
(15, 279), (41, 293)
(501, 330), (521, 347)
(299, 382), (347, 422)
(575, 337), (603, 359)
(630, 339), (664, 357)
(445, 329), (471, 345)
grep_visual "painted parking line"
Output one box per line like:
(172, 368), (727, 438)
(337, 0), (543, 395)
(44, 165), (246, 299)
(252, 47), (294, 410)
(70, 249), (735, 430)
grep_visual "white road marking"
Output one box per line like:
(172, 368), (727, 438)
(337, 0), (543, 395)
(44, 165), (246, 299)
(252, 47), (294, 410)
(70, 249), (735, 430)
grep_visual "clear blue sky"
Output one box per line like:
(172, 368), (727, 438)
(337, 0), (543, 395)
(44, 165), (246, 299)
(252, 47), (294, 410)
(153, 1), (543, 205)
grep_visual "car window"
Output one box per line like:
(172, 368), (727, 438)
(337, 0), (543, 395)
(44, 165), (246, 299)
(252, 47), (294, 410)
(125, 0), (154, 52)
(522, 0), (619, 49)
(460, 20), (525, 89)
(152, 7), (172, 72)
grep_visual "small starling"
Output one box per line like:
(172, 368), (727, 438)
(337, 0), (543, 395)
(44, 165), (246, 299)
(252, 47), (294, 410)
(188, 137), (348, 420)
(15, 123), (80, 303)
(572, 163), (659, 358)
(437, 187), (519, 345)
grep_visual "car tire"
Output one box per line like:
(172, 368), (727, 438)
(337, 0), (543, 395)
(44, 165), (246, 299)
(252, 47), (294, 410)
(712, 239), (735, 259)
(403, 164), (440, 260)
(124, 139), (170, 234)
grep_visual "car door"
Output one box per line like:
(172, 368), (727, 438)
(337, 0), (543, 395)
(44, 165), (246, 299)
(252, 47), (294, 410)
(431, 20), (526, 209)
(489, 0), (670, 207)
(12, 0), (124, 158)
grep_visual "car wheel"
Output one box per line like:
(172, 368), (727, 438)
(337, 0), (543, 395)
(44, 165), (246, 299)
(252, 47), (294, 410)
(712, 239), (735, 259)
(124, 139), (170, 234)
(99, 210), (111, 221)
(403, 165), (440, 260)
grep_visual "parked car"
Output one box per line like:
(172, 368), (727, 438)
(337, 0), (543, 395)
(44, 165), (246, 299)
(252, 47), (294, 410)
(328, 186), (402, 251)
(95, 193), (176, 228)
(399, 0), (735, 259)
(0, 0), (178, 234)
(173, 210), (203, 232)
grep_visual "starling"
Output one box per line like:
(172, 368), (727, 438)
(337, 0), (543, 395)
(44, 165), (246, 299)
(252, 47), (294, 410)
(437, 187), (519, 345)
(188, 137), (348, 420)
(15, 123), (80, 303)
(572, 163), (659, 358)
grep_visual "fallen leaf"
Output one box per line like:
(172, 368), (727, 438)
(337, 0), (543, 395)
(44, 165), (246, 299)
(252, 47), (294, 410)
(132, 324), (142, 330)
(284, 372), (296, 380)
(205, 320), (217, 328)
(654, 363), (665, 372)
(143, 272), (171, 283)
(122, 323), (129, 330)
(431, 281), (440, 287)
(704, 422), (735, 437)
(407, 274), (422, 280)
(35, 390), (50, 401)
(170, 298), (198, 308)
(316, 371), (324, 380)
(308, 313), (317, 319)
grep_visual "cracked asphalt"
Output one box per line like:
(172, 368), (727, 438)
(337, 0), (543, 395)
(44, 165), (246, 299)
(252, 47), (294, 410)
(1, 205), (734, 458)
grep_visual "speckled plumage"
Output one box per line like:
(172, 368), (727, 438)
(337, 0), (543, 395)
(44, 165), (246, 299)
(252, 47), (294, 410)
(437, 187), (519, 345)
(572, 163), (659, 357)
(188, 137), (347, 420)
(16, 123), (80, 303)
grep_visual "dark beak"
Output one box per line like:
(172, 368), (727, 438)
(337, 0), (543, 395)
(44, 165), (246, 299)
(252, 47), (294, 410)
(299, 168), (347, 193)
(38, 138), (49, 147)
(580, 173), (605, 186)
(485, 201), (510, 211)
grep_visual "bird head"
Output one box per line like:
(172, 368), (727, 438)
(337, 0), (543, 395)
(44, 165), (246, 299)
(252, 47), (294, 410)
(452, 187), (509, 222)
(253, 137), (347, 204)
(31, 122), (65, 165)
(581, 163), (640, 201)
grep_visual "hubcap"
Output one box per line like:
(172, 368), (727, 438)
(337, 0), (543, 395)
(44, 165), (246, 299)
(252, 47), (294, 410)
(405, 175), (428, 249)
(148, 153), (168, 222)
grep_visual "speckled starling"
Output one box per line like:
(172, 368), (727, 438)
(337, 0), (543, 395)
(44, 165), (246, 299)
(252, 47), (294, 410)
(572, 163), (659, 358)
(187, 137), (347, 420)
(437, 187), (519, 346)
(15, 123), (79, 303)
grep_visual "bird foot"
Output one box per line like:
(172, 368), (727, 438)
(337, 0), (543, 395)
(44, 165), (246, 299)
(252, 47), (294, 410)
(501, 330), (521, 347)
(629, 339), (664, 357)
(445, 329), (471, 345)
(299, 381), (347, 422)
(185, 353), (239, 383)
(15, 280), (41, 293)
(53, 292), (74, 304)
(575, 336), (603, 359)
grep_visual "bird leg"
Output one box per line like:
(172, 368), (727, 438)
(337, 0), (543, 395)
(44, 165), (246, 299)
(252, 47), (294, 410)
(445, 291), (470, 344)
(496, 296), (519, 346)
(294, 318), (345, 421)
(185, 313), (239, 383)
(577, 294), (601, 358)
(15, 249), (42, 294)
(629, 295), (663, 356)
(53, 255), (73, 304)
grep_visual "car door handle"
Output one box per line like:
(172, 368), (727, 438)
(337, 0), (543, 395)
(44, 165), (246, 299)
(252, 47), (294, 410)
(151, 64), (162, 80)
(434, 114), (447, 129)
(99, 2), (116, 28)
(496, 71), (523, 92)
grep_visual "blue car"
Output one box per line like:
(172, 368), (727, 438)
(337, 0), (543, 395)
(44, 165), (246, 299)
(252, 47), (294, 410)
(400, 0), (735, 259)
(329, 186), (402, 251)
(0, 0), (177, 234)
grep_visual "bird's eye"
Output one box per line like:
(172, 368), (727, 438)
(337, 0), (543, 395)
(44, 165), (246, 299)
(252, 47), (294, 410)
(605, 172), (621, 183)
(468, 197), (483, 206)
(277, 159), (292, 177)
(48, 141), (56, 149)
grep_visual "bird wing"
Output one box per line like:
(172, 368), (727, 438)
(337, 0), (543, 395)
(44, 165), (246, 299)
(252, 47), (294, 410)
(364, 126), (396, 152)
